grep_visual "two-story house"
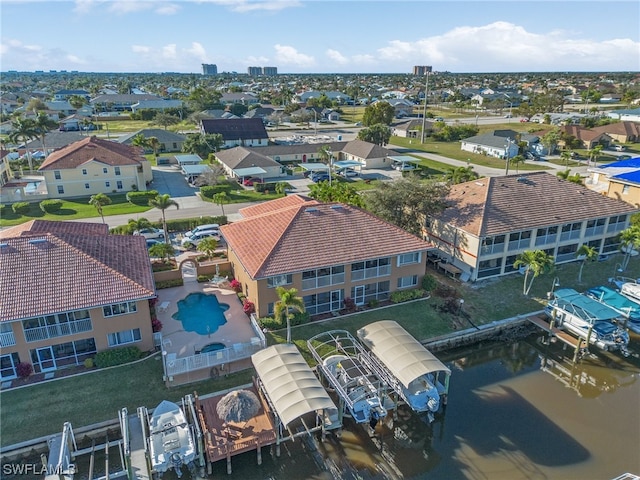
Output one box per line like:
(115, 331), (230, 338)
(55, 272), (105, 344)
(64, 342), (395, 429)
(38, 136), (152, 197)
(200, 118), (269, 148)
(424, 172), (638, 282)
(220, 195), (433, 317)
(0, 220), (156, 382)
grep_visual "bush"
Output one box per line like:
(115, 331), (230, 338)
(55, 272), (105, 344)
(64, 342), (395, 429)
(151, 317), (163, 332)
(126, 190), (158, 205)
(39, 199), (63, 213)
(343, 297), (357, 313)
(12, 202), (30, 215)
(255, 182), (277, 193)
(390, 289), (427, 303)
(84, 358), (94, 368)
(421, 274), (437, 292)
(155, 278), (184, 289)
(367, 299), (380, 308)
(243, 299), (256, 315)
(94, 346), (143, 368)
(16, 362), (33, 379)
(259, 311), (309, 330)
(230, 279), (242, 293)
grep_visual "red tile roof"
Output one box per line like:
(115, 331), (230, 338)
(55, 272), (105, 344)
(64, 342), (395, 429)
(0, 226), (155, 322)
(221, 200), (432, 279)
(0, 219), (108, 239)
(238, 194), (315, 218)
(38, 135), (146, 170)
(439, 172), (638, 237)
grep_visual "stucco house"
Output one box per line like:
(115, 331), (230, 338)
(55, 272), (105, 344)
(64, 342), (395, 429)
(586, 157), (640, 208)
(220, 195), (433, 318)
(214, 147), (283, 181)
(460, 132), (519, 159)
(0, 220), (156, 382)
(590, 121), (640, 144)
(38, 136), (152, 198)
(558, 125), (613, 149)
(424, 172), (638, 282)
(393, 119), (435, 139)
(373, 99), (415, 118)
(339, 139), (397, 169)
(200, 118), (269, 148)
(118, 128), (187, 153)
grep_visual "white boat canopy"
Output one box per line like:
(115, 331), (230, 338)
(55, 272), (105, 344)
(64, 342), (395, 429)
(357, 320), (451, 389)
(251, 344), (337, 428)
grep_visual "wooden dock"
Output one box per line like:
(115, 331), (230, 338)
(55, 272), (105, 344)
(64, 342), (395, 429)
(527, 314), (586, 350)
(195, 380), (277, 474)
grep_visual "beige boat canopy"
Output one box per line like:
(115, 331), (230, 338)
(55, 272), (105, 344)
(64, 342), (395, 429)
(357, 320), (451, 388)
(251, 344), (337, 428)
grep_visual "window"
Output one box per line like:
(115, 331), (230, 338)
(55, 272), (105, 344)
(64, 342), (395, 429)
(54, 170), (61, 180)
(114, 167), (121, 176)
(397, 252), (421, 266)
(351, 258), (391, 281)
(622, 185), (630, 195)
(57, 185), (64, 194)
(107, 328), (141, 347)
(85, 183), (90, 189)
(481, 235), (506, 255)
(102, 167), (108, 174)
(105, 181), (110, 188)
(607, 215), (627, 233)
(560, 222), (582, 242)
(302, 265), (344, 290)
(0, 353), (19, 380)
(349, 281), (390, 304)
(303, 290), (344, 315)
(103, 302), (137, 317)
(535, 226), (558, 246)
(603, 235), (621, 253)
(116, 181), (123, 189)
(397, 275), (418, 288)
(585, 218), (606, 237)
(557, 243), (578, 263)
(82, 169), (87, 175)
(508, 231), (531, 251)
(267, 303), (274, 316)
(267, 274), (292, 288)
(477, 258), (503, 278)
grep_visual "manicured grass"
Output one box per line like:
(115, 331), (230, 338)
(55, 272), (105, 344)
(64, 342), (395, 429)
(0, 194), (152, 227)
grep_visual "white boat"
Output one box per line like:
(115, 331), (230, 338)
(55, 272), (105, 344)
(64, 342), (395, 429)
(545, 288), (630, 355)
(148, 400), (196, 479)
(307, 330), (389, 425)
(585, 285), (640, 335)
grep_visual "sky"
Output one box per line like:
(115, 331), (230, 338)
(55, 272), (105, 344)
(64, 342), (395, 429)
(1, 0), (639, 74)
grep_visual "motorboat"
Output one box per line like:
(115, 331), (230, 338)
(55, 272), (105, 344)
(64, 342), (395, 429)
(585, 285), (640, 334)
(307, 330), (389, 425)
(148, 400), (196, 479)
(545, 288), (630, 356)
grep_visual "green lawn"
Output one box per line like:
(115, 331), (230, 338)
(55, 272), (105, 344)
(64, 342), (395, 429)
(2, 252), (638, 446)
(0, 194), (152, 227)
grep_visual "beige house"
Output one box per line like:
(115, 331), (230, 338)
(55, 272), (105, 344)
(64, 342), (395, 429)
(0, 149), (11, 186)
(220, 195), (432, 318)
(586, 158), (640, 208)
(0, 220), (156, 381)
(38, 136), (152, 198)
(339, 139), (396, 169)
(424, 172), (638, 282)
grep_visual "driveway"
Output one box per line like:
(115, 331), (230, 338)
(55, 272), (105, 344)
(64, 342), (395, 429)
(151, 166), (198, 198)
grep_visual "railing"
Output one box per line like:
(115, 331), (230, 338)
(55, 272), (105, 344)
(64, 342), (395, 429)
(351, 265), (391, 281)
(153, 332), (162, 348)
(165, 340), (264, 377)
(23, 318), (92, 343)
(0, 331), (16, 347)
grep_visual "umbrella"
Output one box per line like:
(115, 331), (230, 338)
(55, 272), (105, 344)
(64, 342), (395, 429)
(216, 389), (261, 424)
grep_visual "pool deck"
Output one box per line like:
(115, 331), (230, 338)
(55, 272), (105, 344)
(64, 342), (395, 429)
(155, 281), (257, 360)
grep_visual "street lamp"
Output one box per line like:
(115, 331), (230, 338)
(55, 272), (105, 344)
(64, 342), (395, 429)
(420, 66), (433, 144)
(327, 148), (333, 187)
(547, 277), (560, 299)
(504, 93), (513, 122)
(504, 139), (513, 175)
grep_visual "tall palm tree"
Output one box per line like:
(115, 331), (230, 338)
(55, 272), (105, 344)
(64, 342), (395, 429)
(8, 117), (38, 172)
(513, 250), (555, 296)
(576, 244), (598, 283)
(618, 225), (640, 270)
(274, 286), (305, 343)
(33, 112), (58, 158)
(131, 133), (150, 153)
(89, 193), (112, 224)
(213, 192), (229, 217)
(197, 237), (218, 259)
(444, 166), (478, 185)
(147, 137), (160, 157)
(148, 194), (179, 243)
(126, 217), (152, 235)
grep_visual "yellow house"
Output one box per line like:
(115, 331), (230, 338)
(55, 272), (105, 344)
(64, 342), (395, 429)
(38, 136), (152, 198)
(0, 220), (156, 381)
(220, 195), (433, 318)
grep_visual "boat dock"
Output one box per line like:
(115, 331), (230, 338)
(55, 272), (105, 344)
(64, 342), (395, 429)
(123, 409), (151, 480)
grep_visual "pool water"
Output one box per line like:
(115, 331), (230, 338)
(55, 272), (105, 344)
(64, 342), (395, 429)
(172, 293), (229, 335)
(200, 342), (226, 353)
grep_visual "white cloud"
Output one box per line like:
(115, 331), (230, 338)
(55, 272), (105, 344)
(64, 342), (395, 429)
(197, 0), (301, 13)
(274, 44), (315, 67)
(107, 1), (154, 15)
(155, 3), (181, 15)
(245, 55), (271, 65)
(73, 0), (179, 15)
(326, 49), (348, 65)
(131, 45), (152, 54)
(185, 42), (208, 62)
(162, 44), (178, 59)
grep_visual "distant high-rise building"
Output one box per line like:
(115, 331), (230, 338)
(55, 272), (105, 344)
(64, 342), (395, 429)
(202, 64), (218, 75)
(247, 66), (262, 76)
(262, 66), (278, 76)
(413, 65), (433, 76)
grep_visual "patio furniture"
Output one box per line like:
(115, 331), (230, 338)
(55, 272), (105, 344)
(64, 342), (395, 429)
(166, 353), (177, 368)
(158, 301), (170, 312)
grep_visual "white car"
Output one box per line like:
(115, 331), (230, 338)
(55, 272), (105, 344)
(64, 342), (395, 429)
(181, 230), (220, 248)
(614, 145), (625, 152)
(395, 163), (416, 171)
(134, 227), (165, 240)
(184, 224), (220, 239)
(339, 168), (359, 177)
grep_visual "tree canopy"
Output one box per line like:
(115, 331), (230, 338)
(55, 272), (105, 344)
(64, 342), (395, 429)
(308, 181), (364, 207)
(182, 133), (224, 158)
(362, 101), (395, 126)
(357, 123), (391, 146)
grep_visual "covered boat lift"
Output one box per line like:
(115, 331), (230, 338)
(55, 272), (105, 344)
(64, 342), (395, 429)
(357, 321), (451, 413)
(251, 344), (341, 453)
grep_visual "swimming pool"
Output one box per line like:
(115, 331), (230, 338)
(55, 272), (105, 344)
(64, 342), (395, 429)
(199, 342), (226, 354)
(172, 293), (229, 335)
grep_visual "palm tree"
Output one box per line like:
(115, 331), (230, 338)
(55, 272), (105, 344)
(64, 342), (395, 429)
(131, 133), (150, 153)
(513, 250), (555, 296)
(576, 244), (598, 283)
(147, 137), (160, 157)
(197, 237), (218, 259)
(89, 193), (112, 223)
(213, 192), (229, 217)
(618, 225), (640, 270)
(126, 217), (152, 235)
(148, 194), (179, 244)
(444, 166), (478, 185)
(8, 117), (38, 172)
(149, 242), (175, 263)
(33, 112), (58, 158)
(589, 144), (603, 167)
(274, 286), (305, 343)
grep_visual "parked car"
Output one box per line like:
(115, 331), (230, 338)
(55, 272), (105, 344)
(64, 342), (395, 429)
(393, 163), (416, 171)
(181, 230), (220, 248)
(520, 118), (529, 123)
(134, 227), (165, 240)
(338, 168), (359, 177)
(185, 224), (220, 239)
(310, 171), (330, 181)
(312, 173), (331, 183)
(614, 145), (626, 152)
(243, 177), (264, 186)
(146, 239), (162, 252)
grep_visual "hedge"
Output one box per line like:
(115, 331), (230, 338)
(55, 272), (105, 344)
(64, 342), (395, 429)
(126, 190), (159, 205)
(156, 278), (184, 289)
(94, 346), (143, 368)
(259, 311), (309, 330)
(390, 288), (427, 303)
(254, 182), (278, 193)
(39, 199), (63, 213)
(200, 184), (233, 199)
(11, 202), (30, 215)
(109, 215), (227, 235)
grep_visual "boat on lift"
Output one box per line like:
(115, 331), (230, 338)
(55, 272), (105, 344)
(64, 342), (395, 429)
(148, 400), (196, 479)
(307, 330), (389, 425)
(585, 285), (640, 334)
(545, 288), (630, 356)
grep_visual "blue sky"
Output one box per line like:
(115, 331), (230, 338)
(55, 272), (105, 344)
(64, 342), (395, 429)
(1, 0), (639, 74)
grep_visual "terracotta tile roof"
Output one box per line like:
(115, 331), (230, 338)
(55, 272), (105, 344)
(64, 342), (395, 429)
(38, 135), (146, 170)
(238, 194), (315, 218)
(0, 220), (108, 239)
(0, 231), (155, 322)
(438, 172), (638, 237)
(221, 201), (432, 279)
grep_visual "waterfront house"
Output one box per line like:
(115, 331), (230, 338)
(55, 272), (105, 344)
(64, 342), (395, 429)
(220, 195), (433, 318)
(586, 157), (640, 208)
(0, 220), (156, 382)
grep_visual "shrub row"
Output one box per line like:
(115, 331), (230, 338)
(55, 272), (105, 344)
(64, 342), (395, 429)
(39, 199), (63, 213)
(390, 288), (427, 303)
(11, 202), (30, 215)
(126, 190), (159, 205)
(200, 184), (233, 199)
(94, 346), (143, 368)
(254, 182), (278, 193)
(109, 215), (227, 235)
(259, 311), (309, 331)
(155, 279), (184, 289)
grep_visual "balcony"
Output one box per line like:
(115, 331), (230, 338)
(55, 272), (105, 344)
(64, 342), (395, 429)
(0, 331), (16, 347)
(23, 318), (92, 343)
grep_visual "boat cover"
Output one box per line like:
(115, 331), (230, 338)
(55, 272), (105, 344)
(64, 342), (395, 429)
(357, 320), (450, 389)
(251, 344), (337, 427)
(552, 288), (620, 321)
